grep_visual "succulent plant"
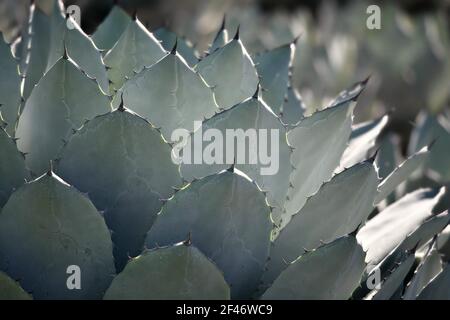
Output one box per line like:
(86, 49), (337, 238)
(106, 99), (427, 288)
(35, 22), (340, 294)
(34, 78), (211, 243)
(0, 1), (449, 300)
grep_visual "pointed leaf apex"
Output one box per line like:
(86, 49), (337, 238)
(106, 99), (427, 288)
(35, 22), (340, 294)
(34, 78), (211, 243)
(252, 83), (261, 99)
(220, 15), (226, 31)
(183, 232), (192, 246)
(362, 74), (372, 86)
(117, 95), (126, 112)
(227, 160), (235, 173)
(233, 25), (240, 40)
(292, 34), (302, 44)
(170, 38), (178, 55)
(132, 9), (138, 21)
(47, 161), (54, 177)
(350, 222), (363, 237)
(427, 137), (439, 151)
(62, 43), (69, 60)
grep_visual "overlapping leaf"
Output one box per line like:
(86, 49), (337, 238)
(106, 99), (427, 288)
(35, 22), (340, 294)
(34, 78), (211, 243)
(145, 171), (271, 299)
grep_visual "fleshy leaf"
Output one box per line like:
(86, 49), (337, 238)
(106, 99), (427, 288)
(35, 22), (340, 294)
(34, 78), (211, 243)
(117, 53), (218, 141)
(208, 17), (228, 54)
(46, 0), (110, 94)
(417, 264), (450, 299)
(0, 127), (28, 208)
(179, 97), (291, 211)
(104, 244), (230, 300)
(264, 161), (378, 287)
(279, 86), (306, 126)
(376, 133), (403, 180)
(336, 114), (389, 172)
(0, 272), (32, 300)
(195, 37), (259, 110)
(253, 41), (295, 114)
(281, 80), (366, 227)
(20, 4), (51, 100)
(403, 244), (443, 299)
(154, 28), (199, 67)
(92, 6), (131, 52)
(366, 253), (415, 300)
(261, 236), (366, 300)
(0, 34), (21, 135)
(145, 171), (271, 299)
(357, 187), (446, 266)
(375, 145), (430, 204)
(408, 112), (450, 183)
(16, 57), (111, 175)
(104, 18), (166, 91)
(57, 109), (182, 271)
(0, 172), (115, 299)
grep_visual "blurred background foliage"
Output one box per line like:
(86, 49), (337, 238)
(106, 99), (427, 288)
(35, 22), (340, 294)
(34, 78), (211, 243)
(0, 0), (449, 147)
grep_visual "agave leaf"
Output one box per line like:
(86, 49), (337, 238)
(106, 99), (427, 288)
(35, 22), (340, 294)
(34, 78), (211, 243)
(0, 272), (32, 300)
(403, 244), (443, 299)
(46, 0), (109, 95)
(336, 114), (389, 172)
(399, 211), (450, 253)
(0, 127), (28, 208)
(117, 52), (217, 141)
(195, 36), (259, 110)
(366, 253), (415, 300)
(408, 111), (450, 183)
(208, 17), (228, 54)
(104, 244), (230, 300)
(0, 35), (21, 136)
(279, 86), (306, 126)
(20, 4), (51, 100)
(263, 161), (378, 287)
(0, 172), (115, 299)
(57, 109), (182, 271)
(253, 41), (295, 114)
(437, 225), (450, 261)
(179, 97), (291, 211)
(375, 145), (430, 205)
(16, 57), (111, 175)
(91, 6), (131, 52)
(261, 235), (366, 300)
(357, 187), (446, 266)
(376, 133), (403, 180)
(104, 18), (166, 91)
(154, 28), (199, 67)
(281, 80), (366, 227)
(417, 263), (450, 299)
(145, 171), (271, 299)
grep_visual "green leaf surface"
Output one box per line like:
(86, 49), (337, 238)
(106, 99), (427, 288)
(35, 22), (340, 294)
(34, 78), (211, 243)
(92, 6), (131, 52)
(357, 187), (446, 266)
(118, 52), (218, 141)
(16, 58), (111, 175)
(195, 38), (259, 110)
(0, 35), (21, 135)
(375, 145), (430, 204)
(179, 97), (291, 212)
(263, 161), (378, 287)
(279, 86), (305, 126)
(154, 28), (199, 66)
(145, 171), (271, 299)
(417, 263), (450, 299)
(0, 173), (115, 299)
(403, 245), (443, 299)
(57, 109), (182, 271)
(281, 80), (366, 228)
(253, 42), (295, 114)
(0, 272), (32, 300)
(104, 244), (230, 300)
(0, 128), (28, 208)
(262, 236), (366, 300)
(104, 18), (166, 91)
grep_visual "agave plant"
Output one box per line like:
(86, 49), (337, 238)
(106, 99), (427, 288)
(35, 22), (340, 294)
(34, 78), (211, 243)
(0, 1), (449, 300)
